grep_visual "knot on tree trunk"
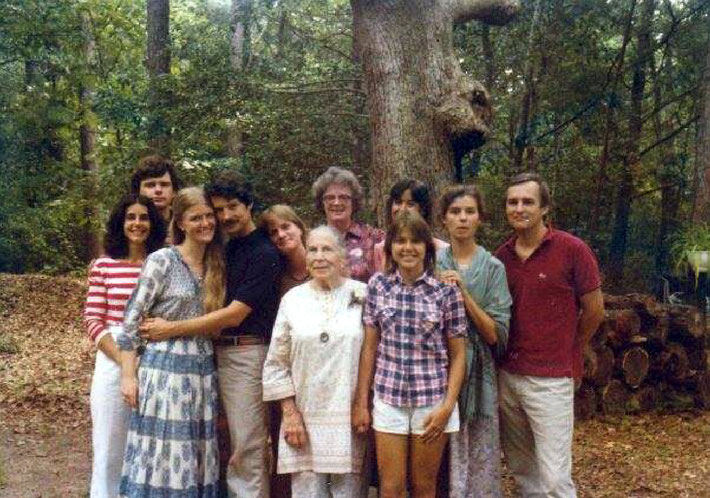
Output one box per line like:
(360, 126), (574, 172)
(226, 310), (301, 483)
(435, 75), (492, 163)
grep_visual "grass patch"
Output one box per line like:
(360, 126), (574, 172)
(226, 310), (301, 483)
(0, 335), (19, 354)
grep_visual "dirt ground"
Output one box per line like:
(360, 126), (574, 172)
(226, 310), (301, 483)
(0, 274), (708, 498)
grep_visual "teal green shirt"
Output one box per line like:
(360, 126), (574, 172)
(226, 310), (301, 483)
(436, 245), (512, 421)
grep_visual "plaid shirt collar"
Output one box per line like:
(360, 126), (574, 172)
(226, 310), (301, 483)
(390, 269), (439, 288)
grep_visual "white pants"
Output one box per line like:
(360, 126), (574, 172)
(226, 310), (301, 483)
(291, 471), (364, 498)
(217, 344), (270, 498)
(499, 370), (577, 498)
(90, 344), (131, 498)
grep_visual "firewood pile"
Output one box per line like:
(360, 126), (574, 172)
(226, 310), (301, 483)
(575, 293), (710, 419)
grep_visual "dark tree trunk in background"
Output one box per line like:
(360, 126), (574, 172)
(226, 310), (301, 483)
(589, 0), (637, 234)
(692, 19), (710, 223)
(146, 0), (171, 155)
(511, 0), (542, 173)
(80, 12), (100, 262)
(226, 0), (251, 160)
(351, 0), (518, 222)
(608, 0), (655, 288)
(653, 43), (681, 275)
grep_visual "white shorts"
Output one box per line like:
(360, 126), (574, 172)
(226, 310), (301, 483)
(372, 393), (460, 435)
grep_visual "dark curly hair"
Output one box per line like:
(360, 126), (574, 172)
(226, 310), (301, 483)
(385, 179), (434, 227)
(130, 155), (182, 195)
(104, 194), (166, 259)
(205, 169), (254, 207)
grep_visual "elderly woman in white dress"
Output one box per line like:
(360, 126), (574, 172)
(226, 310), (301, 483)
(262, 225), (368, 498)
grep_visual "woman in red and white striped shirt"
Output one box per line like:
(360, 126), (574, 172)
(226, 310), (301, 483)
(84, 194), (166, 498)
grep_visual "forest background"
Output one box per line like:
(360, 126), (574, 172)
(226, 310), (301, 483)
(2, 0), (710, 297)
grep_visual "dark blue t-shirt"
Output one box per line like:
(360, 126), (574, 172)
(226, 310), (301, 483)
(223, 228), (282, 341)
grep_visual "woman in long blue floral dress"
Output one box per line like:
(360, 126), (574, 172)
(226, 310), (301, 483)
(117, 187), (225, 497)
(436, 185), (512, 498)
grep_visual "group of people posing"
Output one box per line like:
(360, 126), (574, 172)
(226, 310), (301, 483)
(84, 156), (605, 498)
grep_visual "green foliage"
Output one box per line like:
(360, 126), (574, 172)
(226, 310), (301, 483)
(0, 0), (708, 294)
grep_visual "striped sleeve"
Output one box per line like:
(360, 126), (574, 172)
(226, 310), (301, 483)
(83, 258), (142, 346)
(84, 260), (109, 345)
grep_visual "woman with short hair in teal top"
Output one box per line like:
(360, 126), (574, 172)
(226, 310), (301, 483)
(436, 185), (512, 498)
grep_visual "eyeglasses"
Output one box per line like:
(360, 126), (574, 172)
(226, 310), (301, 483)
(323, 194), (352, 203)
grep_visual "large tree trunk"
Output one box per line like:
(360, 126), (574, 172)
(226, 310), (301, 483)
(225, 0), (251, 161)
(79, 12), (100, 262)
(691, 20), (710, 222)
(351, 0), (518, 221)
(511, 0), (542, 173)
(146, 0), (171, 155)
(589, 0), (636, 234)
(608, 0), (655, 287)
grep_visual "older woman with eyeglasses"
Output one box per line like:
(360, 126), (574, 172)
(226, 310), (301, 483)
(312, 166), (384, 284)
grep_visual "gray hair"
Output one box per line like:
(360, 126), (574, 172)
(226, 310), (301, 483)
(311, 166), (364, 215)
(307, 225), (347, 261)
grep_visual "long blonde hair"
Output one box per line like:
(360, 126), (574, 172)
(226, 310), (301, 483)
(171, 187), (226, 313)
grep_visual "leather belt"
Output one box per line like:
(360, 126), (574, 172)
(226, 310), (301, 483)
(213, 335), (265, 347)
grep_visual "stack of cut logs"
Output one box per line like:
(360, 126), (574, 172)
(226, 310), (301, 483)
(575, 293), (710, 419)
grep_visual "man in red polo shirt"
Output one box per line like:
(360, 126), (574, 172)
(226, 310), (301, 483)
(495, 173), (604, 497)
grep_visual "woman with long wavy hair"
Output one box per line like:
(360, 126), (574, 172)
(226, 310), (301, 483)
(84, 194), (165, 498)
(117, 187), (225, 497)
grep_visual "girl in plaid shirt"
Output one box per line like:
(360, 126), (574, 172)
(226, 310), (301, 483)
(353, 210), (467, 498)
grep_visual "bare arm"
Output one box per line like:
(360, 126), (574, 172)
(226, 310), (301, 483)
(420, 336), (466, 443)
(279, 397), (308, 448)
(96, 334), (122, 364)
(577, 288), (605, 347)
(352, 325), (379, 433)
(120, 350), (139, 408)
(140, 300), (253, 341)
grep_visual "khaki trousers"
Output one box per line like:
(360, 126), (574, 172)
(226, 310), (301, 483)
(499, 370), (577, 498)
(217, 344), (270, 498)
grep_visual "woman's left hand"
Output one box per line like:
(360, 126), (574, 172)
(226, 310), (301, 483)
(420, 404), (452, 444)
(438, 270), (463, 289)
(139, 317), (175, 341)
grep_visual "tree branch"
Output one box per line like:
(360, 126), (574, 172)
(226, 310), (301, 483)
(640, 115), (699, 158)
(453, 0), (520, 26)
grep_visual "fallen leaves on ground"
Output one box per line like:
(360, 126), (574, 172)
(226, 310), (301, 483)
(0, 273), (708, 497)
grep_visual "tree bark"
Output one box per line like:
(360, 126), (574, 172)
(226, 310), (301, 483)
(668, 304), (705, 347)
(691, 14), (710, 222)
(511, 0), (542, 173)
(607, 0), (655, 287)
(351, 0), (518, 221)
(574, 385), (597, 420)
(599, 378), (629, 415)
(230, 0), (251, 71)
(79, 12), (100, 262)
(146, 0), (171, 155)
(627, 384), (659, 412)
(616, 346), (650, 388)
(603, 309), (642, 349)
(584, 345), (615, 387)
(654, 342), (690, 383)
(225, 0), (251, 161)
(589, 0), (637, 233)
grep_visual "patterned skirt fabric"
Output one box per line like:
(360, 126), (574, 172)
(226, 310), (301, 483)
(119, 338), (219, 498)
(448, 413), (503, 498)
